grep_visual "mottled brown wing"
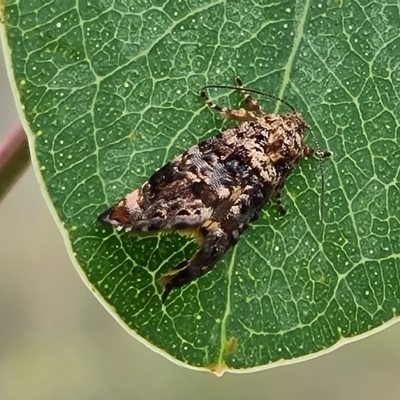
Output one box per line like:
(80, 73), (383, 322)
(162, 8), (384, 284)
(97, 134), (247, 233)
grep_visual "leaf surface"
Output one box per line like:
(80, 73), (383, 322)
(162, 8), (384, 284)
(2, 0), (400, 374)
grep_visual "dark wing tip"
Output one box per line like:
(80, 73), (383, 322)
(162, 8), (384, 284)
(161, 285), (172, 303)
(97, 207), (113, 225)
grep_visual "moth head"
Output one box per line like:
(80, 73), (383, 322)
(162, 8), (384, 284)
(267, 112), (307, 162)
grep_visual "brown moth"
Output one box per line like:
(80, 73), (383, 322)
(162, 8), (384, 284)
(98, 78), (330, 302)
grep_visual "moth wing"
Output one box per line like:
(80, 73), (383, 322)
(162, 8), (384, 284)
(98, 136), (245, 235)
(98, 157), (214, 234)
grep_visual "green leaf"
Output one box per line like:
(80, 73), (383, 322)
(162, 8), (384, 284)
(2, 0), (400, 375)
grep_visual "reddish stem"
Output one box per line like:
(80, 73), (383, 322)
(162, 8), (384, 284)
(0, 123), (30, 201)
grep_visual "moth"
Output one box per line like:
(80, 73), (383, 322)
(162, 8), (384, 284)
(98, 78), (331, 302)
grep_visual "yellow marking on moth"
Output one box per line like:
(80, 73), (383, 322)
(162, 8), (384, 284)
(201, 220), (220, 231)
(157, 262), (188, 286)
(179, 228), (203, 244)
(121, 227), (201, 245)
(230, 186), (242, 201)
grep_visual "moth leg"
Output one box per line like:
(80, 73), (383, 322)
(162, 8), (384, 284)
(272, 192), (287, 216)
(235, 77), (261, 112)
(304, 145), (331, 159)
(200, 89), (257, 122)
(160, 226), (230, 302)
(303, 145), (331, 221)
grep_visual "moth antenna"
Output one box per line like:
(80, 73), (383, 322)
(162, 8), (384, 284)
(306, 124), (327, 222)
(201, 84), (297, 112)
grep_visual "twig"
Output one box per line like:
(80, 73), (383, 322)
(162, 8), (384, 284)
(0, 123), (30, 201)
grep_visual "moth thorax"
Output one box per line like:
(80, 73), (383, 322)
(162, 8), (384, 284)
(287, 111), (306, 132)
(268, 128), (304, 163)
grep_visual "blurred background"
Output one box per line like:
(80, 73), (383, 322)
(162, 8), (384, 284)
(1, 41), (400, 400)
